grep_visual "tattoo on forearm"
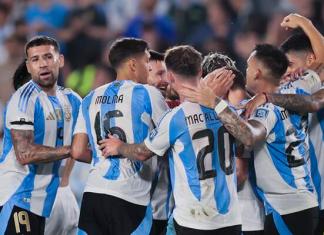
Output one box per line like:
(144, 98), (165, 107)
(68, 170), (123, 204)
(11, 129), (70, 164)
(268, 93), (317, 113)
(119, 143), (153, 160)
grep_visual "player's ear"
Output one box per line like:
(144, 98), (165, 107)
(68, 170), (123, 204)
(306, 52), (315, 67)
(128, 58), (136, 72)
(59, 54), (64, 68)
(255, 68), (262, 80)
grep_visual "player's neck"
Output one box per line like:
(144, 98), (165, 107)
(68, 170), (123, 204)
(257, 81), (279, 94)
(115, 69), (135, 82)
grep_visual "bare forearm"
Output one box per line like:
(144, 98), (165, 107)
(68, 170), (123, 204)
(20, 144), (71, 164)
(118, 143), (154, 161)
(60, 158), (75, 186)
(267, 93), (322, 113)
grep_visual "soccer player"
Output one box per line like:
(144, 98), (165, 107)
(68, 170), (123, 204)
(71, 38), (169, 235)
(100, 45), (242, 235)
(10, 58), (80, 235)
(241, 13), (324, 235)
(181, 44), (319, 235)
(0, 36), (81, 235)
(147, 50), (174, 235)
(202, 52), (265, 235)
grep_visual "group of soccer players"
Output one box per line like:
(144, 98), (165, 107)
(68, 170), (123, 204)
(0, 12), (323, 235)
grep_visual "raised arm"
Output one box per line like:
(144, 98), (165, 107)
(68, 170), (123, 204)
(281, 13), (324, 66)
(11, 129), (70, 165)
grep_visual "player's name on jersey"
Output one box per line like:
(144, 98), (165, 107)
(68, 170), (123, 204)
(185, 111), (217, 126)
(95, 95), (124, 105)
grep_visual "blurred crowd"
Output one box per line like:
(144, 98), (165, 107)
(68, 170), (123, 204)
(0, 0), (323, 208)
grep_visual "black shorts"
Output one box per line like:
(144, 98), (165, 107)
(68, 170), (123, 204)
(315, 209), (324, 235)
(78, 192), (147, 235)
(150, 219), (167, 235)
(264, 206), (319, 235)
(0, 205), (45, 235)
(173, 219), (241, 235)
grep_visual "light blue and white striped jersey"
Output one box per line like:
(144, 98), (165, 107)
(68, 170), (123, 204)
(144, 102), (241, 230)
(249, 71), (321, 215)
(0, 80), (81, 218)
(74, 80), (169, 206)
(280, 70), (323, 210)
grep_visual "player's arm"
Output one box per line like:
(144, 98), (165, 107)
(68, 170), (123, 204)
(11, 129), (70, 165)
(71, 133), (92, 163)
(281, 13), (324, 67)
(243, 89), (324, 118)
(236, 158), (248, 191)
(60, 158), (75, 187)
(99, 135), (154, 161)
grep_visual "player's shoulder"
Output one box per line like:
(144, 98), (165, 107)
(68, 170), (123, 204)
(59, 86), (82, 101)
(10, 81), (41, 107)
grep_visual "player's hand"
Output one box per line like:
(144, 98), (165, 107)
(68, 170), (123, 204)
(280, 13), (308, 30)
(180, 82), (216, 108)
(99, 134), (123, 157)
(281, 68), (305, 84)
(240, 93), (267, 118)
(203, 68), (234, 98)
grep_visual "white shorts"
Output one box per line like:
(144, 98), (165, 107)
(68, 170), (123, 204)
(45, 186), (80, 235)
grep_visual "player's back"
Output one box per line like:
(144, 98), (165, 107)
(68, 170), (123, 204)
(80, 80), (168, 206)
(148, 101), (241, 230)
(251, 101), (318, 215)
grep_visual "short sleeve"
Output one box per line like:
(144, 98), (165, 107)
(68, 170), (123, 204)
(144, 110), (173, 156)
(73, 104), (87, 135)
(249, 104), (277, 137)
(287, 70), (321, 95)
(6, 93), (35, 131)
(145, 85), (169, 126)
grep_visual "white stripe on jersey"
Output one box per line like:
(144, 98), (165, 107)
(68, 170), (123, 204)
(75, 80), (169, 206)
(0, 81), (81, 217)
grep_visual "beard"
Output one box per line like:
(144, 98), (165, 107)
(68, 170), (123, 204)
(34, 72), (57, 89)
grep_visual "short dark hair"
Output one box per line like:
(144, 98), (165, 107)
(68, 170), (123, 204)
(280, 32), (313, 54)
(12, 60), (31, 90)
(202, 52), (236, 77)
(108, 38), (148, 69)
(25, 35), (60, 57)
(164, 45), (202, 77)
(254, 44), (289, 80)
(149, 50), (164, 61)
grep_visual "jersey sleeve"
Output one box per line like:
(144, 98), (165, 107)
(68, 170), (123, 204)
(249, 104), (277, 137)
(146, 85), (169, 126)
(6, 93), (36, 131)
(73, 103), (87, 135)
(144, 110), (173, 156)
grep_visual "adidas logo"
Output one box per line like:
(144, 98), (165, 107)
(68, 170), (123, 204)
(46, 112), (56, 120)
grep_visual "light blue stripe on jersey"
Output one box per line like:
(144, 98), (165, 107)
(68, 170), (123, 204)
(0, 200), (15, 235)
(168, 151), (175, 193)
(82, 91), (99, 165)
(131, 205), (153, 235)
(18, 82), (33, 111)
(131, 85), (152, 172)
(169, 109), (201, 200)
(0, 107), (12, 163)
(42, 96), (62, 216)
(267, 107), (297, 189)
(101, 81), (124, 180)
(309, 141), (321, 206)
(165, 170), (173, 217)
(200, 106), (231, 214)
(67, 93), (81, 133)
(272, 211), (292, 235)
(33, 98), (45, 144)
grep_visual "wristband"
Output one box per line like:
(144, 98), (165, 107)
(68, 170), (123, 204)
(214, 99), (228, 115)
(262, 92), (268, 103)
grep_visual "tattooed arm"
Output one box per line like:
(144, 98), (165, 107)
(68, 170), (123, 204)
(11, 129), (71, 165)
(99, 136), (154, 161)
(267, 89), (324, 113)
